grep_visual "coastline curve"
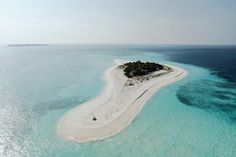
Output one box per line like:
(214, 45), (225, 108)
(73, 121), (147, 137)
(57, 60), (188, 143)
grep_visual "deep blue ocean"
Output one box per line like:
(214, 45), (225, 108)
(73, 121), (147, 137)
(0, 45), (235, 157)
(140, 45), (236, 120)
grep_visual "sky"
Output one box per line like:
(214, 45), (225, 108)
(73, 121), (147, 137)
(0, 0), (236, 44)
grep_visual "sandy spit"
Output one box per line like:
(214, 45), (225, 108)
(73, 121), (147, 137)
(57, 60), (188, 143)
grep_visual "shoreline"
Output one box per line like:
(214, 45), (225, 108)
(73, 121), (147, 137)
(57, 60), (188, 143)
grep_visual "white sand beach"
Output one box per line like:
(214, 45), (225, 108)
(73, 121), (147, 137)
(57, 60), (188, 143)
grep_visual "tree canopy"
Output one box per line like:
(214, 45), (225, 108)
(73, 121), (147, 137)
(120, 60), (164, 78)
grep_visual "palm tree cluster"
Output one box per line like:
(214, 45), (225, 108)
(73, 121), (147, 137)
(121, 60), (164, 78)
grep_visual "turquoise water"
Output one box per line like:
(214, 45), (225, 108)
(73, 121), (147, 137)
(0, 45), (235, 156)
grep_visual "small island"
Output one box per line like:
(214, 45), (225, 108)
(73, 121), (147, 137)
(119, 61), (172, 87)
(58, 60), (187, 143)
(120, 60), (165, 78)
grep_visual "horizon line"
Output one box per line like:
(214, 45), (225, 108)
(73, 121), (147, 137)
(3, 43), (236, 47)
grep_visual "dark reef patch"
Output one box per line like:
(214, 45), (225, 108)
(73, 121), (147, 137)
(176, 79), (236, 121)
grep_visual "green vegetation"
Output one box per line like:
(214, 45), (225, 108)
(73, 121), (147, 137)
(120, 60), (164, 78)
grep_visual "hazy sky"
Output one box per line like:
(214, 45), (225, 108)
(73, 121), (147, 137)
(0, 0), (236, 44)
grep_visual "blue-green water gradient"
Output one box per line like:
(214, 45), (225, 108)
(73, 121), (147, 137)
(0, 45), (235, 157)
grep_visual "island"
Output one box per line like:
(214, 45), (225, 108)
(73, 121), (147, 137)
(7, 44), (48, 47)
(57, 60), (188, 143)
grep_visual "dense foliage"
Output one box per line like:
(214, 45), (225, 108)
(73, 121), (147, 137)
(121, 60), (164, 78)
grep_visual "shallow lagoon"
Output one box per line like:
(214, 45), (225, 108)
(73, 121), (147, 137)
(0, 45), (235, 156)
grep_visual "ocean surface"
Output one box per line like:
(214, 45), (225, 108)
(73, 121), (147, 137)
(0, 45), (235, 157)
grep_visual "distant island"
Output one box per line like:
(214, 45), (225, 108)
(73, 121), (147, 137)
(7, 44), (49, 47)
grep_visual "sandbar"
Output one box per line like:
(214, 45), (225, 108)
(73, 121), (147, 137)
(57, 60), (188, 143)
